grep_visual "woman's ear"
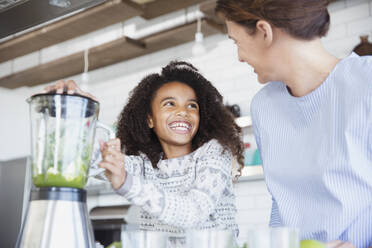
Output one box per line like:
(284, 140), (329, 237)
(256, 20), (273, 47)
(147, 115), (154, 128)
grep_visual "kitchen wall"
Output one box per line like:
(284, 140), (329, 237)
(0, 0), (371, 235)
(0, 88), (29, 161)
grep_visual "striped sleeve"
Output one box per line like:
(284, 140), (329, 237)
(251, 92), (282, 228)
(269, 198), (282, 227)
(250, 98), (263, 165)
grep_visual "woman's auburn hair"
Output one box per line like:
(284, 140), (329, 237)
(216, 0), (331, 40)
(116, 61), (245, 177)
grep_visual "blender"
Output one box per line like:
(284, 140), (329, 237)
(16, 92), (114, 248)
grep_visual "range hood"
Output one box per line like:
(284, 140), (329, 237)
(0, 0), (106, 40)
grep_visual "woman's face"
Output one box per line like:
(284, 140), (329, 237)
(148, 81), (200, 152)
(226, 20), (277, 84)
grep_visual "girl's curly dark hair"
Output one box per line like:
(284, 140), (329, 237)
(116, 61), (244, 177)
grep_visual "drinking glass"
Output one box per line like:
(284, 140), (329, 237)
(185, 229), (237, 248)
(243, 227), (299, 248)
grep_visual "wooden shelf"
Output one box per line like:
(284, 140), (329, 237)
(131, 0), (207, 20)
(0, 0), (208, 64)
(140, 19), (224, 52)
(0, 0), (142, 64)
(0, 37), (145, 88)
(0, 19), (224, 88)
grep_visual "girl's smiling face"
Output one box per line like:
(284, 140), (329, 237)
(148, 81), (200, 155)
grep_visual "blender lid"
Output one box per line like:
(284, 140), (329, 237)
(28, 92), (99, 104)
(28, 92), (99, 118)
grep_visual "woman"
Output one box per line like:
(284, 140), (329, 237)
(215, 0), (372, 248)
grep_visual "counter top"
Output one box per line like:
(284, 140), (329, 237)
(238, 166), (264, 182)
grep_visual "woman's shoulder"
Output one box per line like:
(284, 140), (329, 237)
(335, 53), (372, 80)
(332, 53), (372, 96)
(342, 53), (372, 68)
(250, 82), (284, 121)
(255, 81), (283, 97)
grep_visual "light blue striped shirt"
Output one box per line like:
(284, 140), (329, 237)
(250, 53), (372, 248)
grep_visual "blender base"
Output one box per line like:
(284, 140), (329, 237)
(16, 187), (95, 248)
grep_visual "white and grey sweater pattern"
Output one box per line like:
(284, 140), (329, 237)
(114, 139), (238, 234)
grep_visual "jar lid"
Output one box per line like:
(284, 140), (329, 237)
(28, 93), (99, 118)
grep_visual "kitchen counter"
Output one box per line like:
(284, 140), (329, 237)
(238, 166), (264, 182)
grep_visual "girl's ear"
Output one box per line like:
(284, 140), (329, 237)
(147, 115), (154, 128)
(256, 20), (273, 47)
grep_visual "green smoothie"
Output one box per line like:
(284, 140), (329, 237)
(32, 162), (88, 189)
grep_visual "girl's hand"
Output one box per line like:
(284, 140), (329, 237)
(99, 138), (127, 190)
(326, 240), (356, 248)
(43, 79), (98, 102)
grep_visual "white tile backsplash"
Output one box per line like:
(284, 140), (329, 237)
(236, 209), (271, 224)
(331, 2), (370, 25)
(323, 23), (348, 42)
(0, 61), (12, 78)
(236, 195), (256, 210)
(347, 17), (372, 36)
(345, 0), (371, 8)
(255, 195), (273, 209)
(233, 179), (272, 231)
(328, 0), (347, 12)
(323, 35), (361, 57)
(13, 51), (40, 73)
(234, 180), (270, 196)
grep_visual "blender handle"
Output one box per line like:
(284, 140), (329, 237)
(96, 122), (116, 140)
(89, 122), (116, 177)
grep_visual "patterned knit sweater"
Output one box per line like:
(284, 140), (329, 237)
(110, 139), (238, 234)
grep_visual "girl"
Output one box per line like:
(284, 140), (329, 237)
(46, 61), (244, 236)
(216, 0), (372, 247)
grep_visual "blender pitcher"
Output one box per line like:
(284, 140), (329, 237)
(27, 93), (114, 189)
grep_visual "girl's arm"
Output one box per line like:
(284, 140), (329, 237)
(115, 140), (232, 228)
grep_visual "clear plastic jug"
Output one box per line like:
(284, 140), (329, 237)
(27, 93), (114, 189)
